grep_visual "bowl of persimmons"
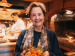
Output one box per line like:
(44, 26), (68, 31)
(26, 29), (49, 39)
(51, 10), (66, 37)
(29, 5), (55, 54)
(21, 46), (44, 56)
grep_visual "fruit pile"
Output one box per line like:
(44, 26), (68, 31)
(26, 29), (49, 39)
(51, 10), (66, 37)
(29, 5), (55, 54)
(21, 47), (43, 56)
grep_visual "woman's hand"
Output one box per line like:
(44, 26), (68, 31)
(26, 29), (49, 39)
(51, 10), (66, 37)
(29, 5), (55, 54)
(20, 50), (26, 56)
(43, 51), (49, 56)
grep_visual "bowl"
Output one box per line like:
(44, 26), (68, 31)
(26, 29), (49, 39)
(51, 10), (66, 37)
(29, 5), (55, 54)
(0, 38), (6, 43)
(8, 38), (17, 42)
(0, 35), (4, 38)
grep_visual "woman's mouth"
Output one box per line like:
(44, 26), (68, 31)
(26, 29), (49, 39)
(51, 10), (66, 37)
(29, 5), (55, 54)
(34, 19), (41, 23)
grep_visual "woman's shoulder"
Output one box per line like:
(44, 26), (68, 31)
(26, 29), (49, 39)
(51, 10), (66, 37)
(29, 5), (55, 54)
(18, 29), (28, 40)
(46, 28), (55, 34)
(21, 29), (28, 35)
(45, 28), (57, 39)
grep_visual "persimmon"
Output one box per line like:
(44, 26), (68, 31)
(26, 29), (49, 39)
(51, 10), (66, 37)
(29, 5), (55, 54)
(22, 46), (43, 56)
(25, 52), (31, 56)
(31, 49), (34, 54)
(31, 54), (37, 56)
(32, 50), (38, 55)
(37, 50), (41, 55)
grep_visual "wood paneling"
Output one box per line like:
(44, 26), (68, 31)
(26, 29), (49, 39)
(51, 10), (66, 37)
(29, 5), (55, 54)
(45, 0), (75, 30)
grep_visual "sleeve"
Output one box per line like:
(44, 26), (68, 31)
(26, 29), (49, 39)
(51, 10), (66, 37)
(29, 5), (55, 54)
(19, 20), (25, 30)
(11, 24), (16, 30)
(50, 32), (62, 56)
(20, 22), (25, 30)
(14, 30), (25, 56)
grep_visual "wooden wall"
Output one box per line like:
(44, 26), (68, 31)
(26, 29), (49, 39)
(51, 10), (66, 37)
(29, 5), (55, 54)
(45, 0), (75, 31)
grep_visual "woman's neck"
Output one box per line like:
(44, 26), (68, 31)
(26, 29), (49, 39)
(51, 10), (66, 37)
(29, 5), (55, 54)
(34, 26), (43, 32)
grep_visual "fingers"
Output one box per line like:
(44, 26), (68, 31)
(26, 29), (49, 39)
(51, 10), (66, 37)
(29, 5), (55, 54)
(43, 51), (49, 56)
(20, 50), (26, 56)
(20, 53), (24, 56)
(23, 50), (26, 54)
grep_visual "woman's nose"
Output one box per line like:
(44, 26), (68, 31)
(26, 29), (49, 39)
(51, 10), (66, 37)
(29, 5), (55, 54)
(35, 15), (38, 20)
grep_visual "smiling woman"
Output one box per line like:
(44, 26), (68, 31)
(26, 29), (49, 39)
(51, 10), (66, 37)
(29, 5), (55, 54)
(15, 2), (62, 56)
(30, 7), (44, 28)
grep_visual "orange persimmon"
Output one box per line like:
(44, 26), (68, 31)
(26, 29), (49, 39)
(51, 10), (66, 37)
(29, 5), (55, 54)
(25, 52), (31, 56)
(31, 54), (37, 56)
(37, 50), (41, 55)
(32, 50), (38, 55)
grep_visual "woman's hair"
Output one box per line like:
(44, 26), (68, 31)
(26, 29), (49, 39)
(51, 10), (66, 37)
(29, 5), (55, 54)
(18, 13), (29, 18)
(11, 13), (18, 16)
(27, 2), (46, 17)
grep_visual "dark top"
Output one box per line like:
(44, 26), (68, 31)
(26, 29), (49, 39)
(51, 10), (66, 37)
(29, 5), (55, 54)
(33, 31), (41, 47)
(14, 28), (62, 56)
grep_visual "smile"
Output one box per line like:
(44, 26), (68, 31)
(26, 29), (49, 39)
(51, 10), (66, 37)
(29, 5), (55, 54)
(34, 20), (41, 23)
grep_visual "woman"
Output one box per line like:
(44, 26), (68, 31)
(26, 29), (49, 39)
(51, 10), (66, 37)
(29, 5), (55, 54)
(15, 2), (62, 56)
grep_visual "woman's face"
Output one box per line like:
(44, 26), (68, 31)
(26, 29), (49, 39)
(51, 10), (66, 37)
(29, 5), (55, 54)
(30, 7), (45, 27)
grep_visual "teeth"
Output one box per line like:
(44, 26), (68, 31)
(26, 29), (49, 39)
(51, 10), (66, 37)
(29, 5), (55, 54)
(35, 20), (41, 22)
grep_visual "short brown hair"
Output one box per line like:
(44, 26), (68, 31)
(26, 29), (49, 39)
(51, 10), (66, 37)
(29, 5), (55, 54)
(27, 2), (46, 17)
(18, 13), (29, 18)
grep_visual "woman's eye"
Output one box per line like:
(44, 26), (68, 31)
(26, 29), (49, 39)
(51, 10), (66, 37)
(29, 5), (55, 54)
(38, 14), (41, 16)
(32, 14), (35, 16)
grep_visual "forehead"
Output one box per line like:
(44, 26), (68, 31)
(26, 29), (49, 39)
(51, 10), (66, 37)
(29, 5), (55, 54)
(31, 7), (43, 13)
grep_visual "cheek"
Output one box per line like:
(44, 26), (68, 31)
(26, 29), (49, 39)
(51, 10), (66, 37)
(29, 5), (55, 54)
(41, 16), (44, 21)
(30, 17), (35, 21)
(31, 19), (34, 21)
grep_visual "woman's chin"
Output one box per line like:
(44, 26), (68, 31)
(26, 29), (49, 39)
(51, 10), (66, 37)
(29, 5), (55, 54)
(34, 24), (41, 27)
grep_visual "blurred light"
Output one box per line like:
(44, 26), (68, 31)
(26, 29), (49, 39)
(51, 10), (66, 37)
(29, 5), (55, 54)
(69, 37), (73, 39)
(26, 13), (27, 15)
(51, 14), (57, 18)
(66, 10), (73, 14)
(0, 2), (12, 7)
